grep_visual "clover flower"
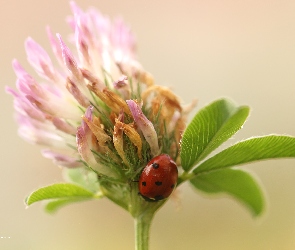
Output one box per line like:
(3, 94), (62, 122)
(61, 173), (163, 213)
(6, 1), (194, 182)
(6, 2), (295, 250)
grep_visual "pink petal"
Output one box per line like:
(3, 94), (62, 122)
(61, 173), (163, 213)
(126, 100), (159, 156)
(113, 75), (129, 99)
(52, 117), (77, 135)
(42, 149), (81, 168)
(66, 78), (90, 108)
(6, 87), (43, 120)
(113, 75), (128, 89)
(16, 78), (46, 101)
(76, 107), (117, 178)
(81, 68), (105, 91)
(70, 1), (84, 18)
(46, 26), (64, 67)
(70, 1), (93, 44)
(84, 105), (93, 120)
(17, 118), (65, 147)
(25, 93), (81, 120)
(12, 59), (34, 83)
(25, 37), (56, 81)
(26, 95), (52, 116)
(56, 33), (82, 81)
(13, 60), (48, 100)
(75, 23), (91, 67)
(89, 8), (110, 36)
(15, 95), (45, 121)
(111, 18), (136, 62)
(5, 86), (19, 98)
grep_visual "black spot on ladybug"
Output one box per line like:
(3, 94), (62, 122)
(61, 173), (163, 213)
(171, 184), (175, 189)
(155, 181), (162, 186)
(142, 181), (146, 186)
(154, 195), (164, 201)
(152, 163), (159, 169)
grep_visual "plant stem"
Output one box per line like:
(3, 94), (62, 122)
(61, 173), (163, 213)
(135, 212), (154, 250)
(177, 171), (195, 186)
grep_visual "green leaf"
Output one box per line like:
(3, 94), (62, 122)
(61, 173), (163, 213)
(194, 135), (295, 174)
(181, 98), (250, 171)
(65, 168), (100, 193)
(25, 183), (96, 206)
(190, 168), (264, 216)
(45, 197), (93, 213)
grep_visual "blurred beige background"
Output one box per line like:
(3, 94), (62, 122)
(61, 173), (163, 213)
(2, 0), (295, 249)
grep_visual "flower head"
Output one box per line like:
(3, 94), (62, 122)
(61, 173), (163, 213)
(6, 2), (195, 183)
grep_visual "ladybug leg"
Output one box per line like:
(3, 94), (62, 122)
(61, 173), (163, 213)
(154, 195), (164, 201)
(138, 193), (160, 202)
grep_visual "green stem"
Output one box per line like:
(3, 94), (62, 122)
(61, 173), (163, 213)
(177, 171), (195, 186)
(135, 212), (154, 250)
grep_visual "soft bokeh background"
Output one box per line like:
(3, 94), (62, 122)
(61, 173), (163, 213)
(1, 0), (295, 249)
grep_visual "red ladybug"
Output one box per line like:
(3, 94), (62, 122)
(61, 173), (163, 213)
(139, 154), (178, 201)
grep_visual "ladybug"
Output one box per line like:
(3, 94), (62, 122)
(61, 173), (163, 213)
(138, 154), (178, 201)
